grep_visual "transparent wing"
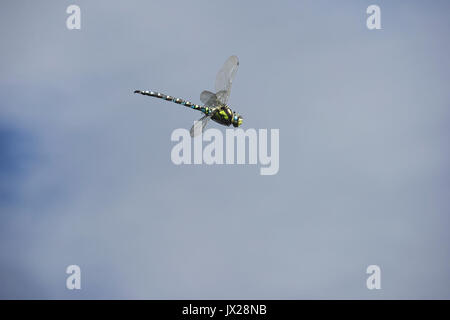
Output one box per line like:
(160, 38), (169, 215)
(215, 90), (228, 105)
(200, 90), (220, 107)
(214, 55), (239, 104)
(190, 114), (210, 137)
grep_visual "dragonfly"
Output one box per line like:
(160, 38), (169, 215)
(134, 55), (243, 137)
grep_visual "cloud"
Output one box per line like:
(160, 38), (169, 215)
(0, 0), (449, 299)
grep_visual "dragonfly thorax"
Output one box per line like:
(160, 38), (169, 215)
(211, 105), (242, 128)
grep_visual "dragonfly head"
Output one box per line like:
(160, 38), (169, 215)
(232, 112), (243, 127)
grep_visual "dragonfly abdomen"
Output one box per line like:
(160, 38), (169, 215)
(134, 90), (212, 115)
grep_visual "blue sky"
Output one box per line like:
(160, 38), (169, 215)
(1, 0), (449, 299)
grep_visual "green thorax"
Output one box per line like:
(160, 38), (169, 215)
(211, 105), (233, 126)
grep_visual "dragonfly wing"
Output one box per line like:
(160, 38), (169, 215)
(200, 90), (220, 107)
(215, 55), (239, 105)
(190, 114), (210, 137)
(215, 90), (228, 105)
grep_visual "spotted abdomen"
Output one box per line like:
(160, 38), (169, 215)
(133, 90), (213, 115)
